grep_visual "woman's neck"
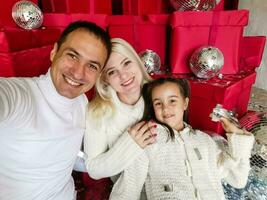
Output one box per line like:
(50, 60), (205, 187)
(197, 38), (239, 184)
(117, 91), (141, 105)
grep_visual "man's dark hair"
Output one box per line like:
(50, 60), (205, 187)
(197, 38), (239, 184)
(57, 21), (111, 58)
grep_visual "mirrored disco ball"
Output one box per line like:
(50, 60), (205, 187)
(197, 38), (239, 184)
(222, 111), (267, 200)
(139, 49), (161, 74)
(170, 0), (216, 11)
(189, 46), (224, 79)
(12, 0), (43, 30)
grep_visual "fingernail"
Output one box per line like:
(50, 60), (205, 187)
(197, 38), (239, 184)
(154, 124), (157, 128)
(153, 134), (157, 137)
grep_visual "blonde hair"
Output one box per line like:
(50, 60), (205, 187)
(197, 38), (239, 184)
(88, 38), (152, 119)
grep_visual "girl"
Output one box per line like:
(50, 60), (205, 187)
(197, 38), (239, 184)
(110, 77), (255, 200)
(83, 38), (156, 184)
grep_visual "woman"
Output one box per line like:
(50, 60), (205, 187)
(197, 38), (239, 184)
(83, 38), (157, 182)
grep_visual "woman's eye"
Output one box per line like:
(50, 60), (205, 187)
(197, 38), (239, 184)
(124, 60), (131, 66)
(107, 70), (116, 76)
(154, 102), (162, 107)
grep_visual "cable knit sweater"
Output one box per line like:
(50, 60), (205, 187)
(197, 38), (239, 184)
(0, 70), (87, 200)
(84, 89), (145, 180)
(110, 124), (255, 200)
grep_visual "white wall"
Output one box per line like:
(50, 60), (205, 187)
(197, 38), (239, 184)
(239, 0), (267, 91)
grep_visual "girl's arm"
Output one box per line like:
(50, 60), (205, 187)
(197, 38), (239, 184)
(109, 152), (149, 200)
(83, 116), (144, 179)
(215, 118), (255, 188)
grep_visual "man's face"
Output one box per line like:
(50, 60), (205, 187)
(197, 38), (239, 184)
(50, 29), (108, 99)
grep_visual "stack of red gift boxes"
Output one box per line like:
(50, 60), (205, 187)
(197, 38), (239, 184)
(0, 0), (265, 199)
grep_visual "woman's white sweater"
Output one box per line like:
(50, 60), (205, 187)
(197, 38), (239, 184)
(110, 124), (255, 200)
(84, 89), (145, 180)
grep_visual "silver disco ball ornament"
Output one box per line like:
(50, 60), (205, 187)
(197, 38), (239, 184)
(189, 46), (224, 79)
(12, 0), (43, 30)
(170, 0), (216, 11)
(139, 49), (161, 74)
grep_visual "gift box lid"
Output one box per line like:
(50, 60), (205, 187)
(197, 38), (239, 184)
(109, 14), (169, 26)
(170, 10), (249, 28)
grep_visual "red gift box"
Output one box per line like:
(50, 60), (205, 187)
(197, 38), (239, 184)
(108, 14), (169, 70)
(122, 0), (171, 15)
(43, 13), (108, 31)
(169, 10), (249, 74)
(81, 173), (112, 200)
(0, 27), (60, 52)
(239, 36), (266, 71)
(0, 45), (53, 77)
(186, 72), (257, 134)
(41, 0), (112, 14)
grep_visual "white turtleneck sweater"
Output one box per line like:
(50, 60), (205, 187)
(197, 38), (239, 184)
(0, 70), (88, 200)
(84, 89), (145, 180)
(110, 124), (255, 200)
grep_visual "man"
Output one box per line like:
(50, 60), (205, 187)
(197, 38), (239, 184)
(0, 21), (111, 200)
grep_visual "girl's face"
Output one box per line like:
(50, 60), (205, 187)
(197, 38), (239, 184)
(152, 82), (189, 131)
(104, 52), (143, 101)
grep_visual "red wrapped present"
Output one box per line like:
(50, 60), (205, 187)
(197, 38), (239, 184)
(43, 13), (108, 32)
(122, 0), (171, 15)
(41, 0), (112, 14)
(81, 173), (112, 200)
(0, 45), (53, 77)
(186, 72), (257, 134)
(108, 14), (169, 70)
(239, 36), (266, 72)
(0, 27), (60, 52)
(169, 10), (249, 74)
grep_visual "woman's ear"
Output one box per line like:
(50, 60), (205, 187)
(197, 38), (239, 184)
(184, 97), (189, 110)
(50, 43), (58, 62)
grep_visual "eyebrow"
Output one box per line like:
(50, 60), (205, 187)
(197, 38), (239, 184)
(66, 47), (102, 69)
(152, 95), (179, 102)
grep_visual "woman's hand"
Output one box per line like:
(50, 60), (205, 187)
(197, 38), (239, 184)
(220, 117), (247, 135)
(128, 120), (157, 148)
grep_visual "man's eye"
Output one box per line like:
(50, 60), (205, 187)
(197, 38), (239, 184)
(67, 53), (77, 60)
(89, 65), (98, 71)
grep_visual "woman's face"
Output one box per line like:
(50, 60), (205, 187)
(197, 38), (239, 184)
(152, 82), (189, 131)
(104, 52), (143, 100)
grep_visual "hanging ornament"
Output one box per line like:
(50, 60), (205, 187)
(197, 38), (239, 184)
(170, 0), (216, 11)
(139, 49), (161, 74)
(189, 46), (224, 79)
(12, 0), (43, 30)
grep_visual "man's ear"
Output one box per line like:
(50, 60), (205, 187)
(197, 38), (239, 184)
(50, 43), (58, 62)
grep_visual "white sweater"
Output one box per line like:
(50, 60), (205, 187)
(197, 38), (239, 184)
(0, 71), (87, 200)
(110, 124), (255, 200)
(84, 89), (144, 180)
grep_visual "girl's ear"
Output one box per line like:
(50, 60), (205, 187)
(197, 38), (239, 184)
(184, 97), (189, 110)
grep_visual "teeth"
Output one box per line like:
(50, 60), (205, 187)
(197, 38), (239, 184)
(122, 78), (134, 86)
(65, 76), (81, 86)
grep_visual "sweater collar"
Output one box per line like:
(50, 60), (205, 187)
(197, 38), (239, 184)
(111, 88), (144, 113)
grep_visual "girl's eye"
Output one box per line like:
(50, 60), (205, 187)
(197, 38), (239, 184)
(154, 102), (162, 107)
